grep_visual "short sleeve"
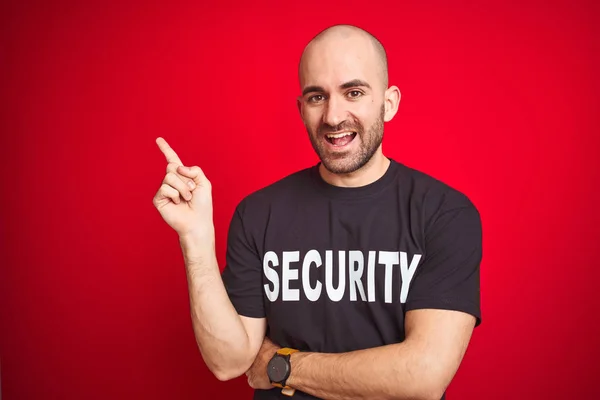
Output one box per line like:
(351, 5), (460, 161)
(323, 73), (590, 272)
(221, 204), (266, 318)
(405, 202), (483, 327)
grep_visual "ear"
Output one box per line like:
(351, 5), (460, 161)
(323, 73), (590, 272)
(383, 85), (401, 122)
(297, 96), (305, 123)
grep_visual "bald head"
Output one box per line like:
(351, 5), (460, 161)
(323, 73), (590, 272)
(299, 24), (389, 90)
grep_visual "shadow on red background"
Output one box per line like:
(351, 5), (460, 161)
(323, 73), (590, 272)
(1, 0), (598, 399)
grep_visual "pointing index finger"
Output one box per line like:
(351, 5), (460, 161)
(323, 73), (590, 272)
(156, 137), (183, 165)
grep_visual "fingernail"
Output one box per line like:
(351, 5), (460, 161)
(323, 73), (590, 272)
(187, 181), (195, 189)
(185, 193), (192, 201)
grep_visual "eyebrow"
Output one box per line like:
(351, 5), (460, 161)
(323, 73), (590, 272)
(340, 79), (371, 90)
(302, 79), (372, 96)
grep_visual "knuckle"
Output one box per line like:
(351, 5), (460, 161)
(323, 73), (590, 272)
(160, 184), (175, 197)
(164, 172), (179, 184)
(191, 166), (206, 178)
(166, 162), (179, 173)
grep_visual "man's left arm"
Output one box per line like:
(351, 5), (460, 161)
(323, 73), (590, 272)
(285, 308), (475, 400)
(247, 308), (475, 400)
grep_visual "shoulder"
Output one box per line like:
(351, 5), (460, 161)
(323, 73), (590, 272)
(395, 161), (480, 226)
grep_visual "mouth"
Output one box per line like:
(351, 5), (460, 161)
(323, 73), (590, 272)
(324, 131), (357, 147)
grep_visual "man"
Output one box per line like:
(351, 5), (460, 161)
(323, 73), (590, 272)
(153, 24), (482, 400)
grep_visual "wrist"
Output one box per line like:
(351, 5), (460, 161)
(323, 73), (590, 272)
(285, 351), (308, 388)
(179, 232), (216, 268)
(268, 348), (307, 394)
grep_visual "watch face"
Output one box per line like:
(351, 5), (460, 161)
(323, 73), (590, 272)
(267, 355), (289, 383)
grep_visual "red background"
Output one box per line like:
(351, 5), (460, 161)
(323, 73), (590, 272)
(1, 0), (599, 399)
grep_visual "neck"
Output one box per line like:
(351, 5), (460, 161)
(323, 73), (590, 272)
(319, 149), (390, 188)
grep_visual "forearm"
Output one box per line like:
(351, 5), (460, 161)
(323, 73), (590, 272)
(180, 234), (253, 380)
(287, 341), (444, 400)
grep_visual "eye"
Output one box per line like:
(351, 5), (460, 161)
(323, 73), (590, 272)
(347, 90), (363, 98)
(308, 94), (325, 103)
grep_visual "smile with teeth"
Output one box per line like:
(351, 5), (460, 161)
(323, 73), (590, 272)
(326, 131), (354, 139)
(325, 131), (357, 146)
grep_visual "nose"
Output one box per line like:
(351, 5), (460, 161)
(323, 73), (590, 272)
(322, 95), (346, 128)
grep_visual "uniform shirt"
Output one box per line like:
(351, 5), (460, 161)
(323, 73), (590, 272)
(222, 159), (482, 400)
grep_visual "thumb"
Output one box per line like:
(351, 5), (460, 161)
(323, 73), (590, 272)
(177, 165), (211, 187)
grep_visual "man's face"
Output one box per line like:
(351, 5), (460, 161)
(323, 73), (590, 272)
(298, 36), (387, 174)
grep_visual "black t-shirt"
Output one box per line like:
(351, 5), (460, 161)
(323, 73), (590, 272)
(221, 159), (482, 400)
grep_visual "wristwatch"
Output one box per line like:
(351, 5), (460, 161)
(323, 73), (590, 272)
(267, 347), (299, 396)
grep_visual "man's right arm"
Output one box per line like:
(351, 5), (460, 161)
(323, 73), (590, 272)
(180, 233), (267, 381)
(152, 137), (266, 381)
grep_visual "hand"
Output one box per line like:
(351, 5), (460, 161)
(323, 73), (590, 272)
(152, 137), (214, 240)
(245, 337), (281, 390)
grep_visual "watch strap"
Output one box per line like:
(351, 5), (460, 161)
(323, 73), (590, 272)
(277, 348), (299, 356)
(272, 348), (299, 395)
